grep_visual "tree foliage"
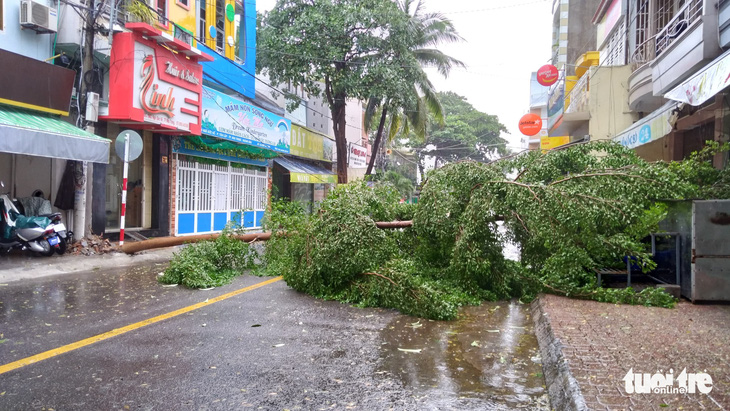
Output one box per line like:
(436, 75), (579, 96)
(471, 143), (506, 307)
(258, 0), (410, 183)
(261, 142), (730, 320)
(410, 91), (509, 172)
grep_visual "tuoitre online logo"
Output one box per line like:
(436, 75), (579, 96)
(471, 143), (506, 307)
(623, 368), (713, 394)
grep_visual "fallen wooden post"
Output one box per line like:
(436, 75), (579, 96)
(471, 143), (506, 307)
(121, 232), (272, 254)
(122, 220), (417, 254)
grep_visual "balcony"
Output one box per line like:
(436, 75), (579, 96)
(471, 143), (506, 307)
(651, 0), (720, 96)
(565, 72), (589, 117)
(628, 36), (663, 112)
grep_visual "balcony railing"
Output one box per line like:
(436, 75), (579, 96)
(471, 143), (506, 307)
(565, 72), (589, 115)
(630, 35), (656, 72)
(655, 0), (703, 56)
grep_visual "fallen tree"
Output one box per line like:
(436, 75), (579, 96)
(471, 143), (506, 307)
(256, 141), (730, 319)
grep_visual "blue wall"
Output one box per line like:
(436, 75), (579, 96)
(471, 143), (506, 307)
(0, 0), (57, 60)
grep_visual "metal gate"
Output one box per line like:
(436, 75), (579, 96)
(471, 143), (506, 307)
(692, 200), (730, 301)
(175, 155), (268, 235)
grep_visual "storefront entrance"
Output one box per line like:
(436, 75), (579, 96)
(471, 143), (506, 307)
(175, 155), (268, 235)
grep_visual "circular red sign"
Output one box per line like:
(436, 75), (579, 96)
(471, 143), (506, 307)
(519, 113), (543, 136)
(537, 64), (559, 87)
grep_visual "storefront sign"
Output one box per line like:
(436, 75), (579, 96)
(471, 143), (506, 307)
(171, 137), (268, 166)
(596, 0), (622, 48)
(519, 113), (543, 136)
(291, 125), (334, 162)
(291, 172), (337, 184)
(201, 87), (291, 153)
(537, 64), (559, 87)
(0, 49), (76, 116)
(348, 142), (367, 168)
(665, 49), (730, 106)
(547, 79), (565, 131)
(103, 28), (206, 134)
(540, 136), (570, 152)
(614, 101), (677, 149)
(323, 138), (334, 162)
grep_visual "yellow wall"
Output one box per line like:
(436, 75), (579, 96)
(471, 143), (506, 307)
(168, 0), (196, 35)
(588, 65), (635, 141)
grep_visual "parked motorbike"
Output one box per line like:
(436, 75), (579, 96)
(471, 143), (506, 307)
(0, 182), (72, 256)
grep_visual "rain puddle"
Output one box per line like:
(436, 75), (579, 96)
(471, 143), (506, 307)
(378, 300), (548, 410)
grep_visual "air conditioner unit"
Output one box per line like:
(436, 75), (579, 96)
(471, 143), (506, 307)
(20, 0), (58, 34)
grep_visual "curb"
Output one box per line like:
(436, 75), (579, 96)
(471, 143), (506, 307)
(531, 296), (588, 411)
(0, 246), (179, 284)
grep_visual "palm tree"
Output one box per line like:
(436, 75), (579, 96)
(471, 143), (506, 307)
(364, 0), (465, 176)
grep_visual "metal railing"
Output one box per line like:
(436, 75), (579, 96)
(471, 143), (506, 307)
(655, 0), (703, 56)
(565, 72), (589, 114)
(630, 35), (656, 72)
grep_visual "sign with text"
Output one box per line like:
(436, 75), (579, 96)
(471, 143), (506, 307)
(540, 135), (570, 152)
(201, 87), (291, 153)
(348, 142), (367, 168)
(291, 124), (334, 162)
(103, 30), (205, 134)
(614, 101), (676, 149)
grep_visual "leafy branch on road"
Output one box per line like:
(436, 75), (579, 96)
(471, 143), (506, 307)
(259, 141), (729, 319)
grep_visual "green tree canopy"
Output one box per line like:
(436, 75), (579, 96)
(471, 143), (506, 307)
(258, 0), (411, 183)
(410, 91), (509, 172)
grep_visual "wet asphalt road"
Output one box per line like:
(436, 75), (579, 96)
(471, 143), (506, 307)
(0, 259), (548, 410)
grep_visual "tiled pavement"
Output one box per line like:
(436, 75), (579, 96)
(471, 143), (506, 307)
(533, 294), (730, 410)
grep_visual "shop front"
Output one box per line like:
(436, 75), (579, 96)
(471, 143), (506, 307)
(100, 23), (211, 237)
(273, 125), (336, 210)
(0, 49), (110, 233)
(168, 86), (290, 235)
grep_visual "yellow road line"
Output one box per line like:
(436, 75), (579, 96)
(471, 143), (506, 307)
(0, 276), (283, 376)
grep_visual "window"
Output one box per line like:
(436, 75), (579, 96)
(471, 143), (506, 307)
(234, 0), (246, 62)
(175, 26), (193, 46)
(215, 0), (224, 52)
(157, 0), (166, 22)
(198, 0), (206, 43)
(176, 0), (189, 9)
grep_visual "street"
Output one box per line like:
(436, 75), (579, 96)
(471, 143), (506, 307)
(0, 254), (548, 410)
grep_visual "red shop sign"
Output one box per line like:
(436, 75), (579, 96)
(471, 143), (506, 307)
(102, 24), (211, 135)
(537, 64), (559, 87)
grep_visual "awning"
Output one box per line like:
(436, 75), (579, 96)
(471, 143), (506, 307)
(274, 157), (337, 184)
(665, 48), (730, 106)
(0, 104), (110, 163)
(613, 100), (679, 149)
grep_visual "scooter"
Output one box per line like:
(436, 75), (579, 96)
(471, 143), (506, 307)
(0, 182), (72, 256)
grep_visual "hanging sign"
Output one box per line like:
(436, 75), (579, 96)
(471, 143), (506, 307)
(519, 113), (543, 136)
(201, 86), (291, 153)
(537, 64), (559, 87)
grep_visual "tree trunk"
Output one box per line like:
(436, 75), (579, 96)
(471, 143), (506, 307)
(332, 97), (348, 184)
(366, 105), (388, 176)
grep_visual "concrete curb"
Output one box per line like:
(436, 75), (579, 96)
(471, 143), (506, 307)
(0, 246), (179, 284)
(531, 296), (588, 411)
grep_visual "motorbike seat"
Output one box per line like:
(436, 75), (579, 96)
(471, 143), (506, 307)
(38, 213), (62, 221)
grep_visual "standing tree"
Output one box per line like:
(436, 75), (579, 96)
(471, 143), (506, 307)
(364, 0), (464, 176)
(258, 0), (410, 183)
(409, 91), (508, 177)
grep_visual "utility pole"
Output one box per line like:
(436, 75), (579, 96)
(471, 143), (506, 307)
(73, 0), (99, 239)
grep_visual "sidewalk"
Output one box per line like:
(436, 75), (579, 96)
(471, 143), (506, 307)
(0, 247), (178, 284)
(533, 294), (730, 410)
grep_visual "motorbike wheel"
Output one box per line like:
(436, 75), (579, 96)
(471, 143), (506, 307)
(55, 236), (67, 255)
(38, 239), (55, 257)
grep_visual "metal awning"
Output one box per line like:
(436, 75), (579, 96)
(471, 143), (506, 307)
(274, 157), (336, 184)
(613, 100), (679, 149)
(0, 104), (110, 163)
(664, 48), (730, 106)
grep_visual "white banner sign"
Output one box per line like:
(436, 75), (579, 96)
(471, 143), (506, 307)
(348, 142), (367, 168)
